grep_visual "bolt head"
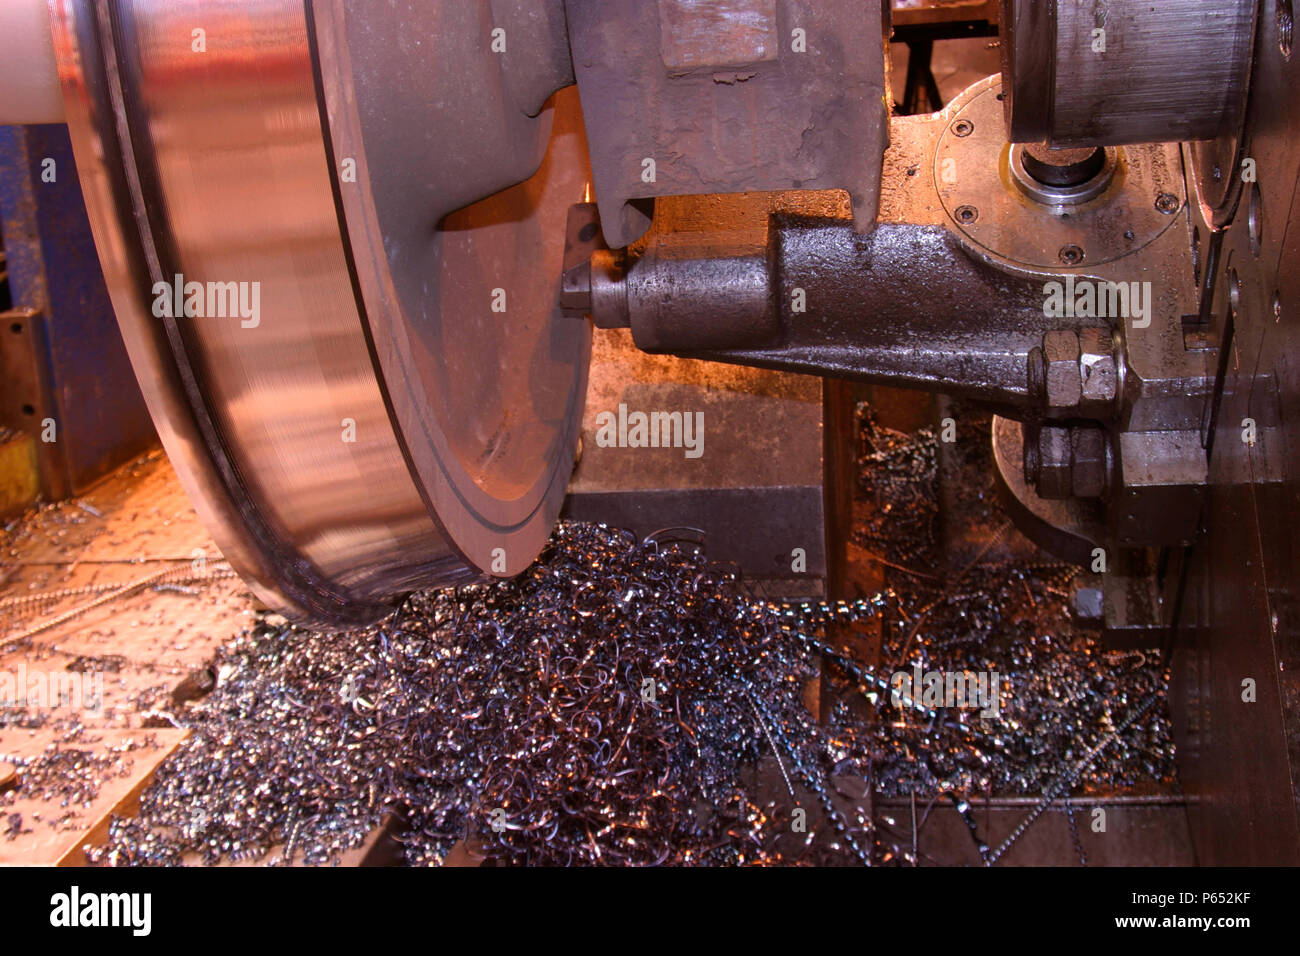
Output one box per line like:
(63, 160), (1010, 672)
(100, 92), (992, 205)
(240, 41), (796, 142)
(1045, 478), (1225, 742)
(1058, 244), (1085, 266)
(1155, 193), (1181, 214)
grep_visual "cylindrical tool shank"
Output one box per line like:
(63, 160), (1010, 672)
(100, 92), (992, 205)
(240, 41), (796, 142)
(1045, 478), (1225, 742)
(620, 232), (782, 353)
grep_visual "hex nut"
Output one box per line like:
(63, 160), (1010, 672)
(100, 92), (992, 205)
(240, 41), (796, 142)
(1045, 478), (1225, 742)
(1078, 327), (1117, 405)
(1032, 424), (1108, 500)
(1070, 427), (1107, 498)
(1037, 425), (1074, 499)
(1043, 330), (1082, 409)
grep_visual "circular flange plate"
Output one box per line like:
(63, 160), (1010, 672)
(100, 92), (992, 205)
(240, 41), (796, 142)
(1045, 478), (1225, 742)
(935, 80), (1185, 271)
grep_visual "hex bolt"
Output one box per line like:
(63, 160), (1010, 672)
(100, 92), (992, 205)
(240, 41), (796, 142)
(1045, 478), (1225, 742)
(1155, 193), (1181, 214)
(1035, 425), (1074, 499)
(1028, 424), (1109, 500)
(1058, 244), (1085, 266)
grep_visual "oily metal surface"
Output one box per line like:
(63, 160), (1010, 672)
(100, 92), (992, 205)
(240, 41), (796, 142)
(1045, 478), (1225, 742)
(49, 1), (588, 620)
(602, 188), (1056, 414)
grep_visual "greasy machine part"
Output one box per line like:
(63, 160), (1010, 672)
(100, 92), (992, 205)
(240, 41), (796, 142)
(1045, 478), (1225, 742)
(48, 1), (589, 623)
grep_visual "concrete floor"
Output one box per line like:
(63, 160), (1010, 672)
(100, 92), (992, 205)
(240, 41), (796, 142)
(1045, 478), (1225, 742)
(0, 451), (254, 864)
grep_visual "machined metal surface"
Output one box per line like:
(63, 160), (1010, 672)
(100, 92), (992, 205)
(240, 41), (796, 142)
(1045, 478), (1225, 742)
(311, 2), (590, 581)
(999, 0), (1257, 148)
(937, 80), (1184, 270)
(0, 0), (64, 124)
(4, 0), (1293, 869)
(50, 1), (589, 622)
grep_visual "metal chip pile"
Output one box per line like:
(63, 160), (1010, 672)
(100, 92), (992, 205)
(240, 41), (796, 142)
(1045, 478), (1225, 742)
(84, 410), (1174, 867)
(839, 414), (1172, 799)
(90, 524), (863, 866)
(832, 408), (1174, 862)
